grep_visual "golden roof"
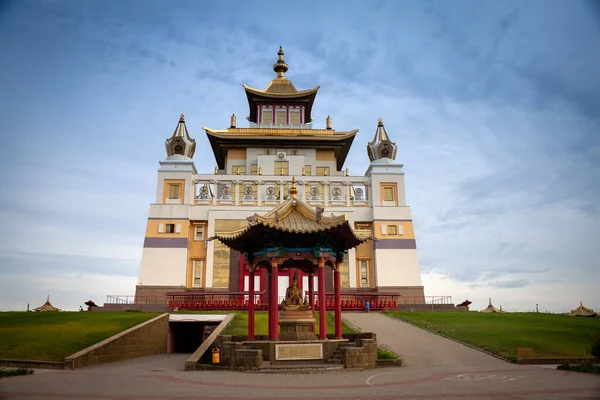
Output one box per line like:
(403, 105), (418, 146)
(243, 46), (320, 98)
(567, 301), (597, 317)
(35, 295), (59, 312)
(204, 127), (357, 138)
(479, 298), (502, 313)
(243, 83), (320, 98)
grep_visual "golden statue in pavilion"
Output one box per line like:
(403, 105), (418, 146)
(284, 278), (303, 306)
(281, 273), (308, 310)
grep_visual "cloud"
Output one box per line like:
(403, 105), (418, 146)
(0, 0), (598, 312)
(489, 279), (530, 289)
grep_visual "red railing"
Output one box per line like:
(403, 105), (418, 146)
(106, 293), (452, 311)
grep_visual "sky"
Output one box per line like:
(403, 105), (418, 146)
(0, 0), (599, 313)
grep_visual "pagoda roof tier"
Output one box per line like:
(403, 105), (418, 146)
(208, 194), (372, 254)
(204, 127), (357, 170)
(243, 84), (320, 124)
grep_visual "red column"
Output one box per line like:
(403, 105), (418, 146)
(260, 268), (266, 304)
(248, 268), (255, 340)
(334, 264), (342, 339)
(318, 258), (326, 339)
(288, 267), (294, 287)
(269, 260), (279, 340)
(308, 272), (314, 311)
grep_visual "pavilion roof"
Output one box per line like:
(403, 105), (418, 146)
(208, 186), (372, 254)
(35, 295), (59, 312)
(567, 301), (597, 317)
(479, 298), (502, 313)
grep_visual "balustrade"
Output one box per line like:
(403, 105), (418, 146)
(192, 175), (370, 207)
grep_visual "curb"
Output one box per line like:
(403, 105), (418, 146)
(0, 359), (65, 370)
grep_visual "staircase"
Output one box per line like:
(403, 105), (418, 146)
(327, 341), (358, 366)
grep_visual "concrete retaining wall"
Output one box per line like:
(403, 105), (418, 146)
(344, 335), (377, 369)
(184, 314), (235, 371)
(64, 313), (169, 369)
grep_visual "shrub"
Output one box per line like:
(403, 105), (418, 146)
(377, 347), (397, 360)
(589, 332), (600, 358)
(0, 368), (33, 378)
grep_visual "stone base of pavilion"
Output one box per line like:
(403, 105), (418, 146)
(206, 332), (378, 371)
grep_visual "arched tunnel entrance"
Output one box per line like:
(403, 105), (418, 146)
(167, 314), (226, 354)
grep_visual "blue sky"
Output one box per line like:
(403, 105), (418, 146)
(0, 0), (598, 312)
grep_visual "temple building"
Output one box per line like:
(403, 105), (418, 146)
(135, 47), (424, 303)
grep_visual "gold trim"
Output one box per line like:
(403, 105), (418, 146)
(243, 84), (320, 99)
(204, 127), (357, 137)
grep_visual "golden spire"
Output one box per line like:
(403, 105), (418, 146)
(180, 113), (185, 122)
(326, 115), (332, 130)
(289, 176), (298, 199)
(273, 46), (289, 78)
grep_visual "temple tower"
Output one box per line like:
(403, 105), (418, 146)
(365, 118), (423, 297)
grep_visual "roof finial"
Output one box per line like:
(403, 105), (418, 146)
(289, 176), (298, 199)
(273, 46), (289, 78)
(180, 113), (185, 122)
(378, 117), (383, 126)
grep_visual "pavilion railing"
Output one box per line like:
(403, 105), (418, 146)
(105, 293), (453, 311)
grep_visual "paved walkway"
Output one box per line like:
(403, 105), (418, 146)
(343, 312), (509, 371)
(1, 313), (600, 400)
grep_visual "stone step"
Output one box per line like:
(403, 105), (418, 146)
(247, 363), (345, 374)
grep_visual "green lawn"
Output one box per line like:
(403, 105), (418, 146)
(0, 312), (159, 361)
(385, 311), (600, 360)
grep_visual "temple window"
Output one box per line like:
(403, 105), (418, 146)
(232, 165), (246, 175)
(173, 143), (184, 155)
(194, 224), (205, 241)
(356, 223), (370, 231)
(359, 259), (370, 287)
(213, 220), (248, 287)
(168, 184), (180, 199)
(274, 161), (289, 175)
(165, 223), (175, 233)
(276, 110), (286, 125)
(387, 225), (397, 235)
(262, 109), (273, 124)
(251, 164), (258, 175)
(289, 111), (300, 125)
(316, 166), (330, 176)
(340, 257), (350, 288)
(383, 186), (394, 201)
(193, 259), (204, 287)
(303, 165), (312, 176)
